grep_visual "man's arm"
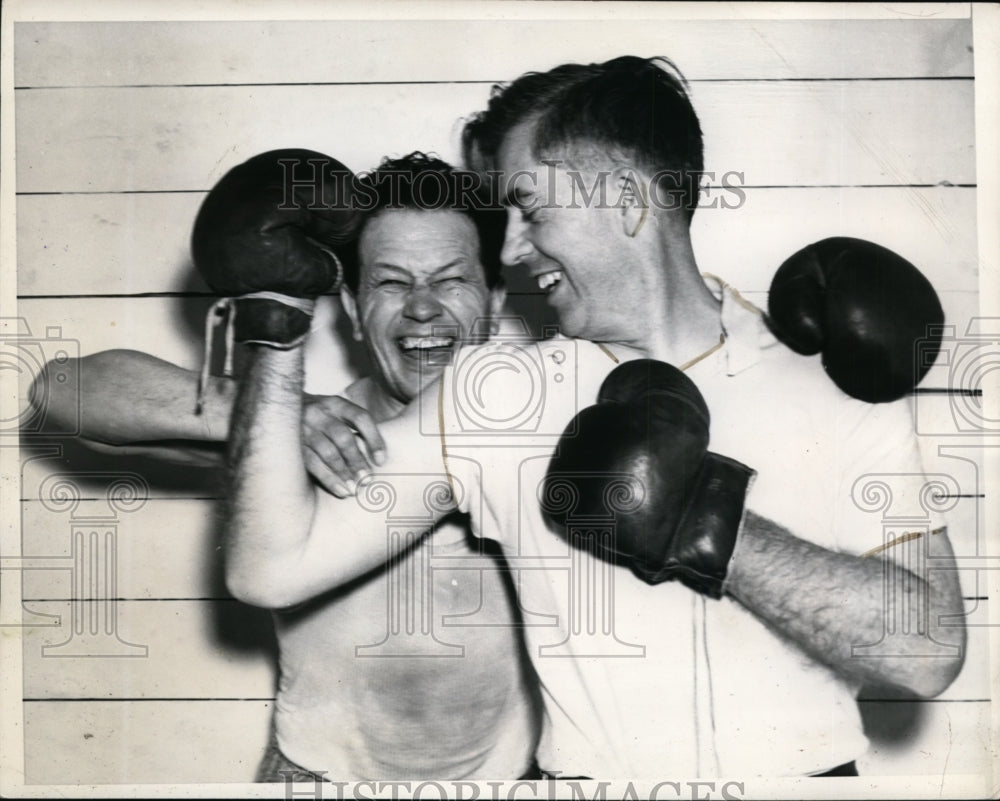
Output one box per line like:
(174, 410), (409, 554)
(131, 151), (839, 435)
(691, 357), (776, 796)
(726, 516), (966, 699)
(224, 346), (452, 609)
(34, 349), (233, 465)
(737, 238), (965, 697)
(722, 394), (966, 700)
(35, 348), (383, 479)
(550, 359), (966, 698)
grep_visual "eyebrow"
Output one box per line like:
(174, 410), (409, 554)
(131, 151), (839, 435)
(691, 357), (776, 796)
(430, 259), (467, 275)
(368, 258), (467, 276)
(368, 263), (410, 275)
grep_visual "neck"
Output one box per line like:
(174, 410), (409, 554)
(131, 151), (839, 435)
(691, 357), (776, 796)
(625, 226), (723, 365)
(345, 377), (409, 423)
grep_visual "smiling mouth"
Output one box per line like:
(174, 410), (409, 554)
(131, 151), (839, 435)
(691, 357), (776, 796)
(398, 336), (457, 366)
(399, 336), (456, 351)
(536, 270), (564, 292)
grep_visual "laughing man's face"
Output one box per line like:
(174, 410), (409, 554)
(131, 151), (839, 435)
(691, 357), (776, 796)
(497, 120), (637, 344)
(345, 208), (504, 405)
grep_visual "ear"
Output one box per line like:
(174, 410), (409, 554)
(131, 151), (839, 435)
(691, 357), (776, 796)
(339, 287), (364, 342)
(487, 281), (507, 335)
(614, 167), (650, 239)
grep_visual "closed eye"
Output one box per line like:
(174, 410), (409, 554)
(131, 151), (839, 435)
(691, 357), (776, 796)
(377, 279), (409, 288)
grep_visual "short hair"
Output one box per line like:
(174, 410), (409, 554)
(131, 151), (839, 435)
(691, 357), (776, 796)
(462, 56), (704, 219)
(342, 152), (505, 292)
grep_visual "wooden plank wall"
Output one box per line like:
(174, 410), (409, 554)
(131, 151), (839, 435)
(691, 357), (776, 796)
(11, 13), (992, 787)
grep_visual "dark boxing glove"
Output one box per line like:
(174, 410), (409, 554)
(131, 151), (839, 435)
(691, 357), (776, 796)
(192, 148), (360, 348)
(767, 237), (944, 403)
(191, 149), (360, 411)
(541, 360), (754, 598)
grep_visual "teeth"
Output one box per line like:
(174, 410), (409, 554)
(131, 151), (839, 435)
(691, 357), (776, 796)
(537, 271), (564, 291)
(399, 336), (455, 351)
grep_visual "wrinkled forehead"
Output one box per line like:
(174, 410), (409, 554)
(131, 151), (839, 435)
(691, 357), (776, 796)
(358, 209), (486, 285)
(358, 208), (485, 275)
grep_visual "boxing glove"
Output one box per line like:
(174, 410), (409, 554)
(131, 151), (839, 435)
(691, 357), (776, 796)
(191, 148), (360, 347)
(767, 237), (944, 403)
(541, 359), (754, 598)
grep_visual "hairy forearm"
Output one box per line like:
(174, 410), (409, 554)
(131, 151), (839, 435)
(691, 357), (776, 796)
(224, 347), (316, 607)
(726, 512), (966, 698)
(35, 350), (234, 446)
(224, 355), (452, 608)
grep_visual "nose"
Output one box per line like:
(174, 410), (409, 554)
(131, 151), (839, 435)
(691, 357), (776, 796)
(500, 213), (534, 268)
(402, 285), (443, 322)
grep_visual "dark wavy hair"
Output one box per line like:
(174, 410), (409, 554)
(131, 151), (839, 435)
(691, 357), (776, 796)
(462, 56), (704, 220)
(342, 152), (505, 292)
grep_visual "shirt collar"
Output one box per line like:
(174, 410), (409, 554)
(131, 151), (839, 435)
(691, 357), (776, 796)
(702, 272), (778, 376)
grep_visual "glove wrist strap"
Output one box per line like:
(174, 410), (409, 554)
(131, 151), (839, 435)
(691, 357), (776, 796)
(195, 292), (315, 414)
(668, 453), (756, 598)
(237, 290), (316, 316)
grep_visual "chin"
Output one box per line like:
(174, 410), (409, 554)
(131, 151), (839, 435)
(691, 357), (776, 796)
(554, 315), (586, 340)
(413, 367), (449, 395)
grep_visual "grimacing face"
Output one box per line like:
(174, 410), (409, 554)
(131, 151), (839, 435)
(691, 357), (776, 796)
(341, 208), (506, 405)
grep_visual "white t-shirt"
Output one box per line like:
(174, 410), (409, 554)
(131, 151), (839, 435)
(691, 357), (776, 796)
(438, 282), (940, 778)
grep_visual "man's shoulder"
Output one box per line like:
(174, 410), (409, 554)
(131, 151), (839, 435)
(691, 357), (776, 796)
(453, 334), (607, 361)
(449, 336), (612, 394)
(709, 334), (919, 472)
(440, 336), (613, 446)
(754, 339), (911, 419)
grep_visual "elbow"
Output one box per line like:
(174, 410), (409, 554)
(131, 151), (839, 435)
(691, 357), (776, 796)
(897, 622), (967, 700)
(26, 369), (46, 426)
(33, 351), (133, 443)
(222, 500), (327, 610)
(224, 568), (263, 607)
(28, 357), (79, 433)
(224, 561), (308, 610)
(884, 559), (969, 699)
(905, 659), (963, 700)
(909, 573), (970, 699)
(909, 635), (967, 700)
